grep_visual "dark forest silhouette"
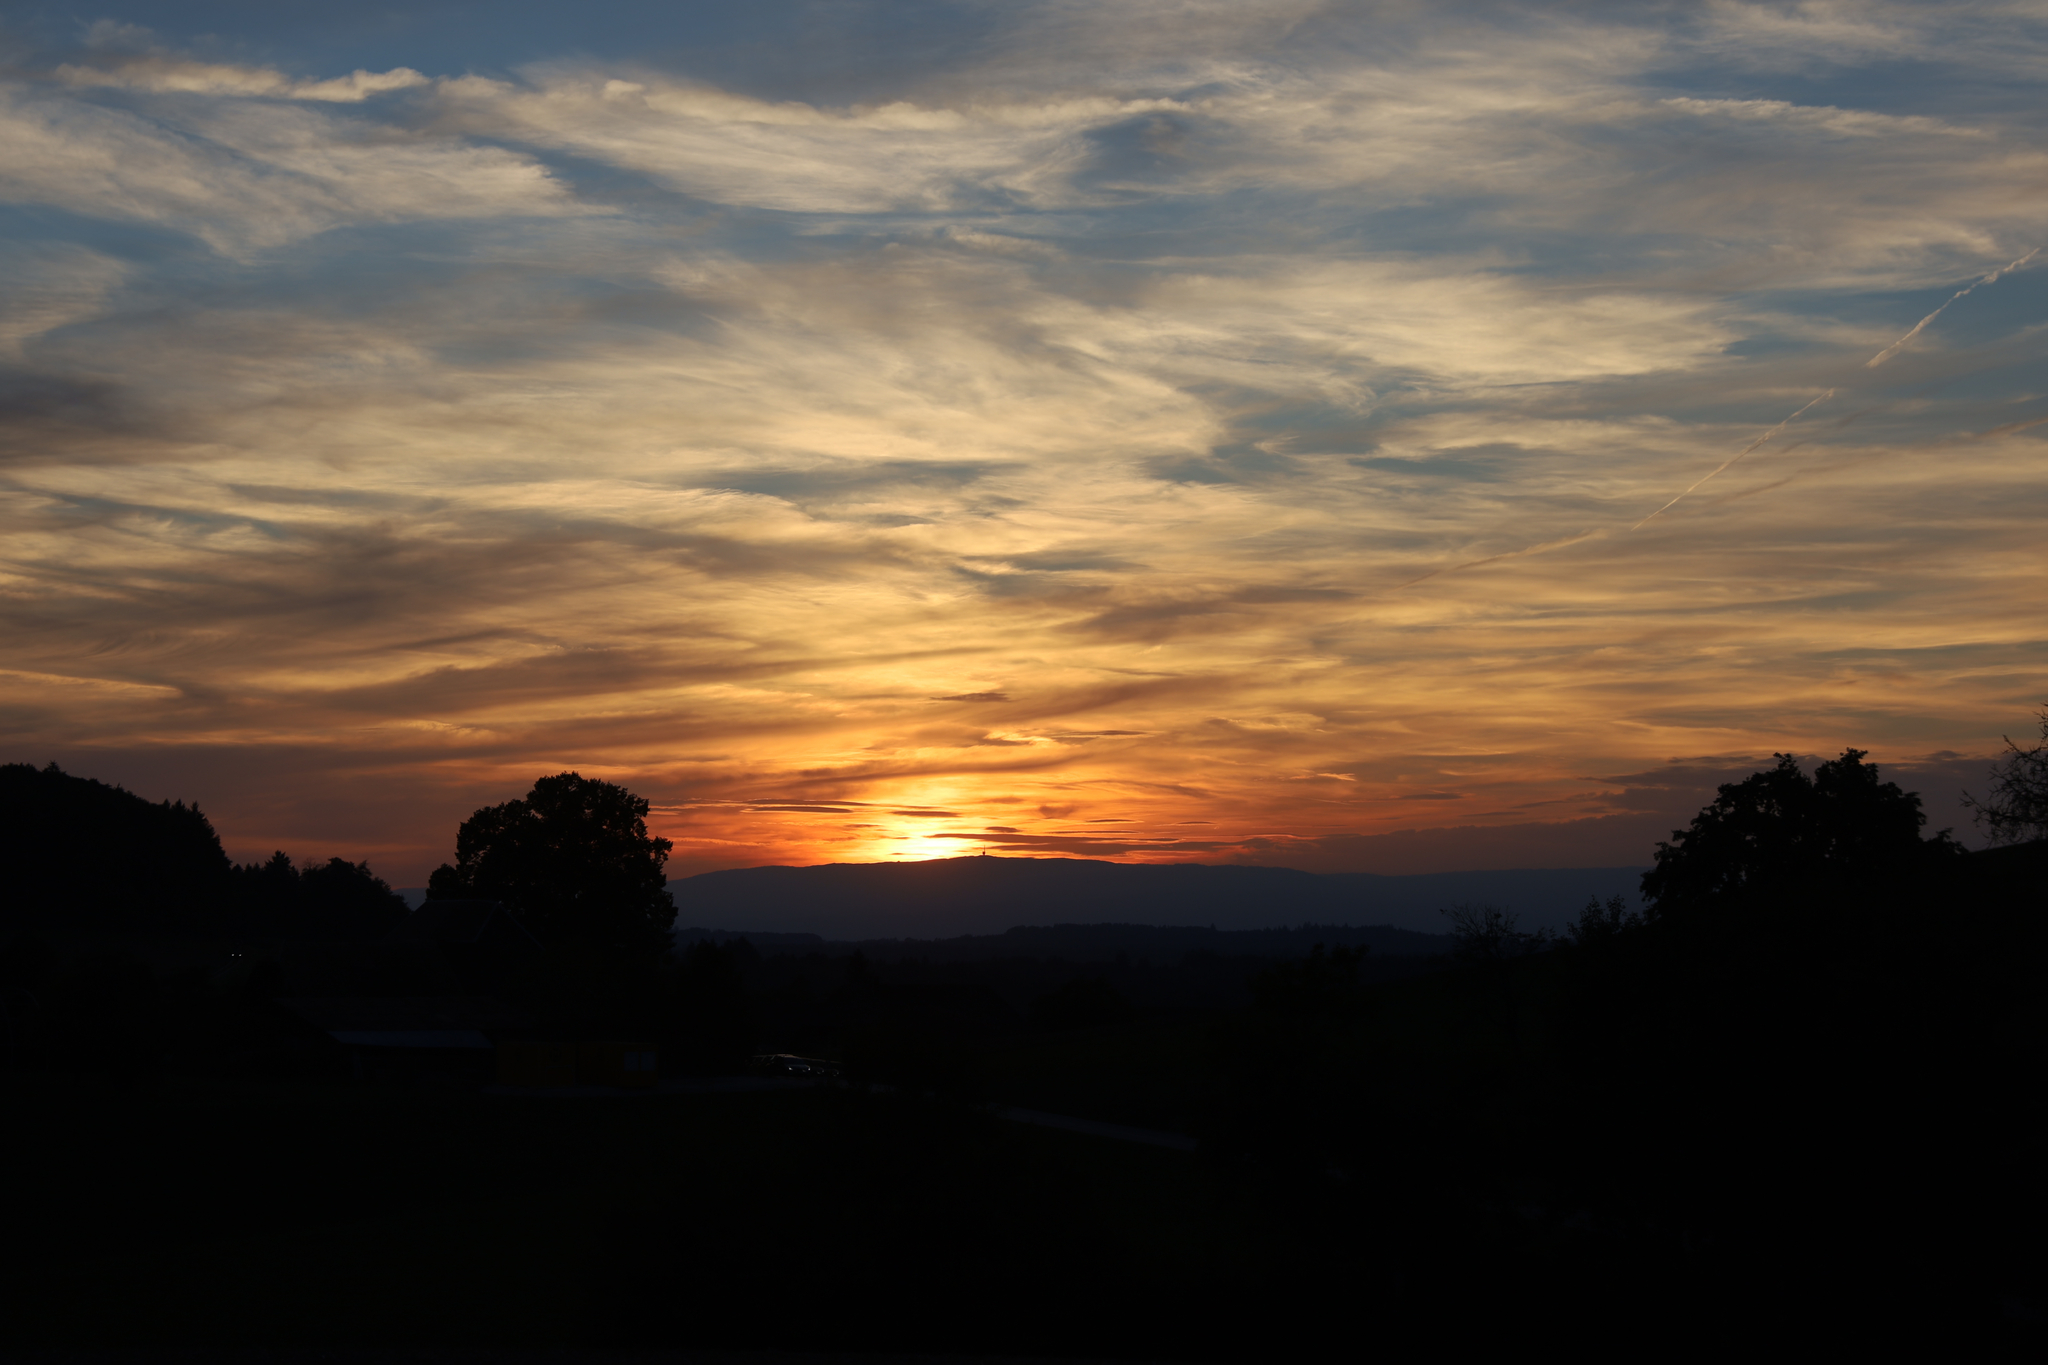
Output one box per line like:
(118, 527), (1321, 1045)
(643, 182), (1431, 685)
(1, 761), (231, 935)
(0, 745), (2042, 1351)
(0, 761), (407, 943)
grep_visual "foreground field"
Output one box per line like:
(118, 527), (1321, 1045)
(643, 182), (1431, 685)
(0, 1076), (1339, 1358)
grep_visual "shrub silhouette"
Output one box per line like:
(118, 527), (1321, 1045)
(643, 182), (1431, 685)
(1564, 893), (1640, 947)
(1436, 902), (1546, 962)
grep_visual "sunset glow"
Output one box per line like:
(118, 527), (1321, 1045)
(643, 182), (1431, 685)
(4, 3), (2044, 883)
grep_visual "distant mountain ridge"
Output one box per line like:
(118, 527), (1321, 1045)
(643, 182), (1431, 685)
(667, 855), (1648, 939)
(677, 920), (1454, 962)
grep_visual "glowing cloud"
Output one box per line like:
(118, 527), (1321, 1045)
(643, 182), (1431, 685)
(1, 3), (2043, 883)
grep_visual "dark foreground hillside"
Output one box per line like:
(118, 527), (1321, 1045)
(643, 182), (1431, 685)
(1, 752), (2041, 1351)
(4, 1074), (1582, 1359)
(1, 845), (2038, 1353)
(0, 1079), (1209, 1354)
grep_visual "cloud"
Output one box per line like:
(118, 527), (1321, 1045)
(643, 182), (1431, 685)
(428, 69), (1197, 215)
(0, 243), (126, 361)
(56, 58), (429, 102)
(1657, 97), (1988, 141)
(0, 82), (589, 255)
(1687, 0), (2048, 76)
(1, 6), (2044, 881)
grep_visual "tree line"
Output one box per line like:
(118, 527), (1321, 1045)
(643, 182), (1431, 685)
(9, 710), (2045, 951)
(2, 725), (2042, 1101)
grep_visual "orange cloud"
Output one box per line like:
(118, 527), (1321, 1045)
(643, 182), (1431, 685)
(2, 11), (2042, 887)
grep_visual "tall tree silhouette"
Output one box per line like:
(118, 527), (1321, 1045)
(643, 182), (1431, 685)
(1641, 748), (1957, 911)
(1963, 707), (2048, 845)
(429, 772), (676, 958)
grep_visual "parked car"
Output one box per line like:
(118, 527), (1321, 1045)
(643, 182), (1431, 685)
(751, 1052), (841, 1080)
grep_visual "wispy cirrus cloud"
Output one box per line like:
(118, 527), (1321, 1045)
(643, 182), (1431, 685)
(0, 3), (2043, 881)
(55, 56), (428, 101)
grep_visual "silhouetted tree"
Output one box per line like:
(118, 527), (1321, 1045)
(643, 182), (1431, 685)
(1641, 749), (1958, 911)
(1563, 893), (1641, 947)
(428, 772), (676, 959)
(233, 852), (407, 940)
(1542, 748), (2043, 1329)
(298, 857), (407, 930)
(1437, 902), (1547, 962)
(1962, 707), (2048, 845)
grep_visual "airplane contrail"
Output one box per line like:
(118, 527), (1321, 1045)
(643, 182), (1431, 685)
(1392, 248), (2042, 591)
(1394, 529), (1605, 589)
(1633, 245), (2040, 528)
(1866, 247), (2041, 369)
(1631, 389), (1835, 529)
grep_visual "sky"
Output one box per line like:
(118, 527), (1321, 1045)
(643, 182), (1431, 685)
(3, 1), (2045, 884)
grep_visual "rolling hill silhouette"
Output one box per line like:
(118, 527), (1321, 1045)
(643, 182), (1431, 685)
(667, 855), (1647, 940)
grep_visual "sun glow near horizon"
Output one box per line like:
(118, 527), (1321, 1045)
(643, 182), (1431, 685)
(2, 3), (2043, 883)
